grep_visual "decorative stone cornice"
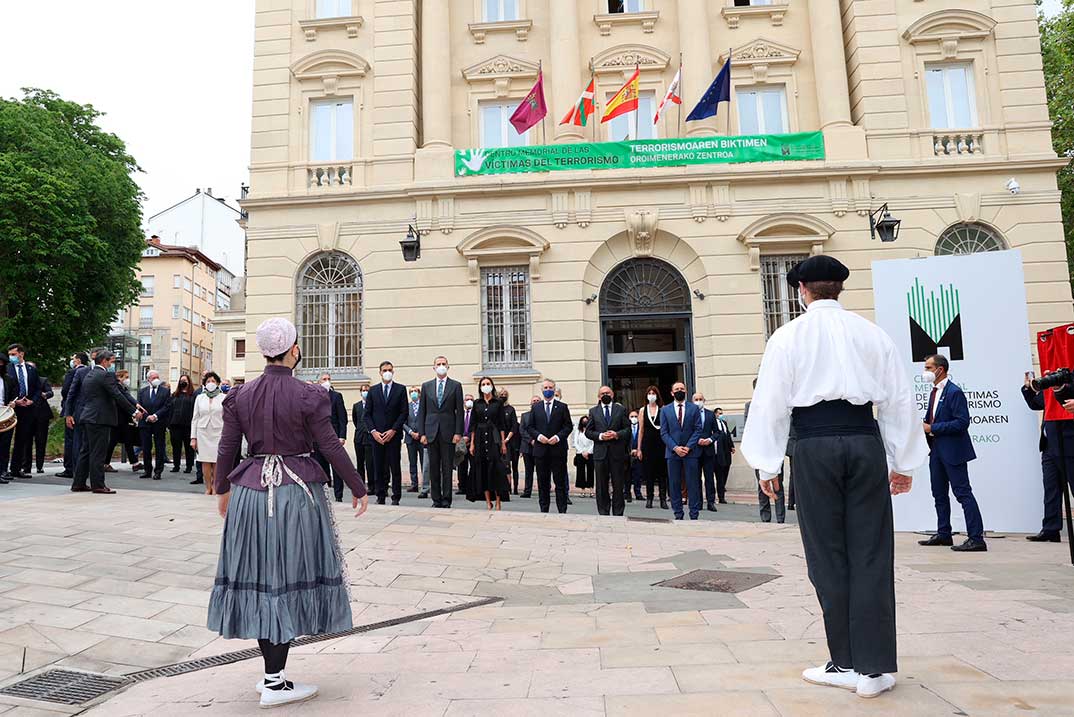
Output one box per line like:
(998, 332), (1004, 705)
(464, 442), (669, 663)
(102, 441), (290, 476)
(590, 44), (671, 76)
(593, 10), (659, 36)
(456, 225), (550, 282)
(462, 54), (540, 83)
(723, 38), (800, 83)
(290, 49), (370, 84)
(737, 213), (834, 270)
(902, 9), (997, 45)
(468, 18), (533, 44)
(721, 2), (787, 30)
(297, 15), (364, 41)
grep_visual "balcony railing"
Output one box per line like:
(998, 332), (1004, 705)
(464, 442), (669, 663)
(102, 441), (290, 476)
(933, 132), (983, 156)
(307, 163), (354, 189)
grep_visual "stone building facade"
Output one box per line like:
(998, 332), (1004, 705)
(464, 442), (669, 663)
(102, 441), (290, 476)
(241, 0), (1071, 453)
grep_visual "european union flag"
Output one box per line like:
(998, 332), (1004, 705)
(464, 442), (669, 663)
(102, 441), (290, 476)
(686, 58), (731, 122)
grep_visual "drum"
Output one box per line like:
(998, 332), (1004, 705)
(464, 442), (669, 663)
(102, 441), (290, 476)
(0, 405), (16, 434)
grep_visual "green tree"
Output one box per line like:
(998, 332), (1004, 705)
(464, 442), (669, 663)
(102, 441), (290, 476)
(0, 88), (144, 378)
(1040, 1), (1074, 288)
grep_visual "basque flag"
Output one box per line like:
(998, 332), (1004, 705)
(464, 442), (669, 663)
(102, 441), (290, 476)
(686, 57), (731, 122)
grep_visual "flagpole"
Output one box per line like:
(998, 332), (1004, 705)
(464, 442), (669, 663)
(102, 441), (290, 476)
(677, 53), (683, 139)
(540, 60), (549, 145)
(726, 48), (732, 137)
(632, 63), (639, 142)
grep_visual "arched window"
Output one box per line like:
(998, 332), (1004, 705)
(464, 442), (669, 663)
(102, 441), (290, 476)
(296, 252), (362, 376)
(600, 258), (691, 316)
(935, 222), (1006, 256)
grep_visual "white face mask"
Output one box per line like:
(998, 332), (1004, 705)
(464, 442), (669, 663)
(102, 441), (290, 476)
(321, 381), (331, 390)
(798, 291), (808, 312)
(435, 365), (448, 377)
(361, 391), (369, 400)
(481, 384), (493, 395)
(465, 399), (474, 409)
(647, 394), (657, 403)
(629, 417), (638, 425)
(922, 370), (937, 383)
(150, 378), (161, 388)
(205, 381), (218, 392)
(382, 370), (393, 382)
(122, 378), (130, 387)
(694, 400), (705, 408)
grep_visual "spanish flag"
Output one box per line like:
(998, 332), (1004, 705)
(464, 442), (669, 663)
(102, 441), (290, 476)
(601, 68), (640, 124)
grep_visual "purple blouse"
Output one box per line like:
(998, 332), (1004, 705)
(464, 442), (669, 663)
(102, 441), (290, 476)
(214, 364), (367, 498)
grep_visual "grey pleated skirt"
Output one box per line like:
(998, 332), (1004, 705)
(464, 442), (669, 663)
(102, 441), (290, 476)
(206, 483), (352, 644)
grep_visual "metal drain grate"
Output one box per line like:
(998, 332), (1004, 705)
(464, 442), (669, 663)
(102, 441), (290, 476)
(655, 569), (779, 594)
(0, 669), (128, 705)
(627, 516), (672, 524)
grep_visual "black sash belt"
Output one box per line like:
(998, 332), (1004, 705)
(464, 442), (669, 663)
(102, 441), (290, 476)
(791, 400), (880, 439)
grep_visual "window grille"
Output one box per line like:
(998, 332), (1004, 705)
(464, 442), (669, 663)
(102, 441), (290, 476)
(481, 266), (531, 369)
(296, 252), (363, 375)
(760, 254), (808, 338)
(935, 222), (1005, 256)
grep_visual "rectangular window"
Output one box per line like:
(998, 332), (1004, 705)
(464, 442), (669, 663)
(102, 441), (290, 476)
(606, 92), (657, 141)
(737, 86), (788, 134)
(760, 254), (808, 338)
(193, 345), (201, 358)
(172, 274), (181, 289)
(481, 266), (532, 368)
(479, 103), (530, 148)
(139, 306), (153, 328)
(484, 0), (518, 21)
(140, 335), (152, 358)
(608, 0), (643, 12)
(170, 368), (179, 383)
(310, 98), (354, 162)
(140, 276), (155, 298)
(194, 283), (202, 298)
(183, 307), (192, 321)
(315, 0), (350, 18)
(183, 277), (192, 292)
(925, 63), (977, 129)
(171, 338), (179, 353)
(182, 340), (190, 354)
(235, 339), (246, 359)
(733, 0), (773, 6)
(171, 304), (180, 319)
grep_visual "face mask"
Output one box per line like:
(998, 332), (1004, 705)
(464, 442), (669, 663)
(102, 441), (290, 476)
(673, 390), (687, 402)
(382, 370), (393, 382)
(108, 365), (116, 373)
(630, 417), (638, 425)
(435, 365), (448, 377)
(600, 394), (613, 405)
(798, 292), (808, 312)
(923, 370), (936, 383)
(221, 385), (230, 393)
(580, 421), (588, 429)
(647, 394), (657, 403)
(410, 391), (419, 400)
(499, 393), (508, 401)
(542, 389), (555, 399)
(465, 399), (474, 409)
(122, 378), (130, 387)
(481, 384), (493, 395)
(151, 378), (161, 388)
(361, 390), (369, 400)
(694, 400), (705, 408)
(322, 381), (332, 390)
(8, 355), (20, 365)
(179, 380), (188, 387)
(69, 359), (76, 369)
(205, 381), (218, 392)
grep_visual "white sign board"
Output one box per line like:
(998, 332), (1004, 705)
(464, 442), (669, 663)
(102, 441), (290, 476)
(871, 250), (1043, 533)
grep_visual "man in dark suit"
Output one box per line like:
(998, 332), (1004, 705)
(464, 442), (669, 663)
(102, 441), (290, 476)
(1021, 374), (1074, 542)
(315, 373), (348, 501)
(72, 350), (142, 493)
(919, 354), (986, 552)
(64, 349), (98, 481)
(350, 384), (375, 501)
(693, 393), (720, 513)
(364, 360), (407, 505)
(0, 354), (17, 484)
(136, 370), (173, 479)
(404, 385), (423, 494)
(417, 356), (464, 509)
(585, 385), (631, 516)
(7, 344), (41, 479)
(711, 407), (735, 505)
(531, 378), (572, 513)
(58, 353), (89, 478)
(660, 381), (704, 520)
(456, 394), (475, 496)
(26, 372), (54, 474)
(518, 396), (539, 498)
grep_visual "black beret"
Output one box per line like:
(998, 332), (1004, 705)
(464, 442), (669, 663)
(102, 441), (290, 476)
(786, 255), (850, 287)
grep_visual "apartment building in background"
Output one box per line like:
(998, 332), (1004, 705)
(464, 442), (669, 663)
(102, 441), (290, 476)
(146, 187), (247, 276)
(212, 277), (248, 385)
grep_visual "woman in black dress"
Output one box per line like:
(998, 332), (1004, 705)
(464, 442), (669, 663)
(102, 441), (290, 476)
(169, 375), (197, 474)
(468, 376), (509, 510)
(637, 384), (668, 510)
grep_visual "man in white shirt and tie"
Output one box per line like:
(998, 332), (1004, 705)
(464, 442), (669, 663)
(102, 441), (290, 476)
(418, 356), (464, 508)
(742, 255), (927, 699)
(363, 360), (407, 505)
(712, 407), (735, 504)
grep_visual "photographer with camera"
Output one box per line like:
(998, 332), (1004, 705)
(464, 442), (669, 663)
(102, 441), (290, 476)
(1021, 369), (1074, 543)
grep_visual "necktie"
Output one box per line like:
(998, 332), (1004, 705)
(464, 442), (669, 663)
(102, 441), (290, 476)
(464, 410), (470, 434)
(546, 401), (552, 420)
(384, 383), (389, 400)
(926, 386), (938, 424)
(604, 405), (610, 424)
(677, 404), (683, 427)
(437, 380), (444, 406)
(17, 366), (27, 398)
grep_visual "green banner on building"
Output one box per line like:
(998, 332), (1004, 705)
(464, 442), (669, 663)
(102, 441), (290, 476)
(454, 131), (825, 177)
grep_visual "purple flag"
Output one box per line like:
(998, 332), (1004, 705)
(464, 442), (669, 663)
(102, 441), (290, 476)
(509, 72), (547, 135)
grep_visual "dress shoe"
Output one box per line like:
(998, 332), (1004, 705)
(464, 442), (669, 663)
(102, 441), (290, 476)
(8, 471), (25, 480)
(788, 504), (796, 511)
(140, 473), (152, 480)
(91, 487), (116, 494)
(1026, 531), (1061, 543)
(520, 492), (531, 498)
(102, 465), (116, 473)
(0, 477), (9, 485)
(152, 474), (161, 481)
(71, 485), (90, 492)
(634, 493), (644, 500)
(689, 515), (699, 520)
(718, 498), (728, 504)
(625, 494), (632, 503)
(918, 534), (953, 547)
(659, 499), (668, 510)
(951, 538), (988, 552)
(707, 502), (718, 512)
(170, 467), (180, 473)
(512, 489), (519, 496)
(131, 462), (143, 472)
(455, 489), (465, 495)
(376, 496), (386, 505)
(189, 478), (203, 485)
(645, 498), (653, 509)
(183, 467), (192, 474)
(418, 491), (429, 499)
(674, 515), (684, 520)
(35, 468), (44, 474)
(391, 498), (400, 506)
(566, 497), (573, 505)
(55, 471), (73, 479)
(406, 486), (418, 493)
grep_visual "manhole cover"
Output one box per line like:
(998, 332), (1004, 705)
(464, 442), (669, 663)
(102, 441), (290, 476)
(655, 569), (779, 594)
(627, 516), (672, 524)
(0, 669), (128, 705)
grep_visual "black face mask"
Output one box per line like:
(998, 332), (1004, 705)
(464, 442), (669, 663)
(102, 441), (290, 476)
(600, 394), (613, 405)
(673, 390), (687, 402)
(293, 346), (303, 369)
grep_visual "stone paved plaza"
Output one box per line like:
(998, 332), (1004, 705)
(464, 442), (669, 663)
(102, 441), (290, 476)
(0, 481), (1071, 716)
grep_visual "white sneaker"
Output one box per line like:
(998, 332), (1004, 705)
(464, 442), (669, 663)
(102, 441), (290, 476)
(255, 679), (265, 693)
(802, 662), (859, 691)
(856, 673), (896, 698)
(259, 682), (318, 709)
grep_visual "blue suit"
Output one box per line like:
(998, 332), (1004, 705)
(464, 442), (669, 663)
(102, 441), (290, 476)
(696, 408), (720, 507)
(660, 401), (704, 519)
(926, 380), (984, 542)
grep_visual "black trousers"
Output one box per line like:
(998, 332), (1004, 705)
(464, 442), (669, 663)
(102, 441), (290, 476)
(715, 462), (731, 502)
(108, 428), (138, 465)
(169, 425), (195, 470)
(507, 445), (520, 492)
(9, 407), (35, 473)
(0, 429), (11, 477)
(139, 425), (168, 475)
(521, 452), (534, 494)
(75, 423), (112, 489)
(341, 442), (375, 502)
(594, 455), (626, 516)
(794, 434), (897, 675)
(371, 438), (402, 501)
(629, 458), (644, 498)
(31, 414), (50, 471)
(427, 436), (455, 506)
(756, 469), (786, 523)
(787, 456), (796, 508)
(63, 424), (76, 473)
(642, 455), (667, 501)
(535, 453), (568, 513)
(700, 453), (718, 505)
(406, 440), (423, 488)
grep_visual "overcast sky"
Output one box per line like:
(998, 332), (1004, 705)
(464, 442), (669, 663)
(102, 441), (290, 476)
(0, 1), (1064, 220)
